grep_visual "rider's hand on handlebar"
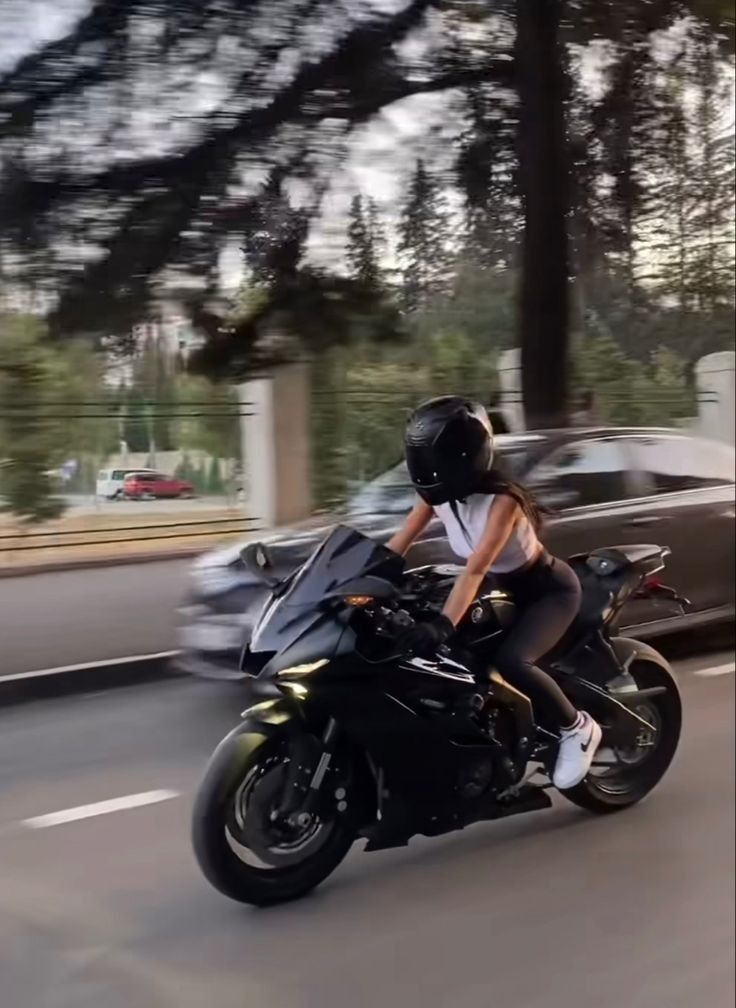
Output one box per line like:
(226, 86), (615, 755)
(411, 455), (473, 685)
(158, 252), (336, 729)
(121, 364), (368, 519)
(396, 615), (454, 656)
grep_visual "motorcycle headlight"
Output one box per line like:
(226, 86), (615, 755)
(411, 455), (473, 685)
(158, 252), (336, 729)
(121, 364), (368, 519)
(276, 659), (329, 680)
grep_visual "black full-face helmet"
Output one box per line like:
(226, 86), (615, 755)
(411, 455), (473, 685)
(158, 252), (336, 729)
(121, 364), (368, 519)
(404, 396), (495, 506)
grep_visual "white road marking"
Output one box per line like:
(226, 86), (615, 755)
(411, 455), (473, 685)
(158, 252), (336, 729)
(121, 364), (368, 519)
(21, 789), (180, 830)
(693, 662), (735, 678)
(3, 651), (179, 683)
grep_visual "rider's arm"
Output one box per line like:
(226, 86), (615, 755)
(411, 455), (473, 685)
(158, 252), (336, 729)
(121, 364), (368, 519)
(441, 495), (519, 627)
(386, 498), (433, 557)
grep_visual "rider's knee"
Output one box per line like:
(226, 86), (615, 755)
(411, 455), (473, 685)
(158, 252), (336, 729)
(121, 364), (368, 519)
(493, 647), (532, 686)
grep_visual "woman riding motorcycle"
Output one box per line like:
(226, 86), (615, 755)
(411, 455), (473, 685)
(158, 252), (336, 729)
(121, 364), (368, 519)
(386, 396), (602, 790)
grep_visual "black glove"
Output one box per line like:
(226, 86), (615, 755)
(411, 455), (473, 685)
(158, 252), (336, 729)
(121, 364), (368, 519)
(397, 615), (454, 656)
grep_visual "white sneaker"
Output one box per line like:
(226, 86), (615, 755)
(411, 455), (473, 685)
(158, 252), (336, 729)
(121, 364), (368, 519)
(553, 711), (602, 790)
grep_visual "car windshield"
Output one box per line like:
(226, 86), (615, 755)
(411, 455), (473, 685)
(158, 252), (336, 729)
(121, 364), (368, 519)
(495, 443), (536, 479)
(345, 443), (534, 516)
(347, 463), (412, 515)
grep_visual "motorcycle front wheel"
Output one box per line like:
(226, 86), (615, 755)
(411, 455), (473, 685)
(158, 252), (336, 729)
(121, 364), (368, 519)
(560, 659), (681, 813)
(192, 736), (356, 906)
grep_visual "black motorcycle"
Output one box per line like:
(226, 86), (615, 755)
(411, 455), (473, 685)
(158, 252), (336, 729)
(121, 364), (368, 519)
(192, 525), (683, 906)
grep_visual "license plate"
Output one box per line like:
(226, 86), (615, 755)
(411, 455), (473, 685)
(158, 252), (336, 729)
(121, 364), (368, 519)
(180, 623), (245, 652)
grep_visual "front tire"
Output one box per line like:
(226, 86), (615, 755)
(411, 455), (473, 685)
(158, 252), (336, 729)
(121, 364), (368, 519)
(192, 735), (356, 906)
(560, 660), (681, 814)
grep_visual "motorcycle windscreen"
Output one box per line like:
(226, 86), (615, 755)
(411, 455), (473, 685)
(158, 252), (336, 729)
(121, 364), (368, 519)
(250, 525), (402, 654)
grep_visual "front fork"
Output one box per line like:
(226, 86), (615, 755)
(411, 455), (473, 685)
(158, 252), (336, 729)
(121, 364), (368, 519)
(276, 717), (341, 823)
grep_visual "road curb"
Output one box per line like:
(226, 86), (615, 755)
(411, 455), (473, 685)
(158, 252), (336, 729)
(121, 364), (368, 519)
(0, 651), (186, 707)
(0, 549), (204, 579)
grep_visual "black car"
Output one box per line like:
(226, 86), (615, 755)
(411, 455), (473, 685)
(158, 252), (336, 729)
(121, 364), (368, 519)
(177, 427), (735, 679)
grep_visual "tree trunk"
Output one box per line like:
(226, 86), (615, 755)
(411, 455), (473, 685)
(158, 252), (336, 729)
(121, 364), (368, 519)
(515, 0), (570, 429)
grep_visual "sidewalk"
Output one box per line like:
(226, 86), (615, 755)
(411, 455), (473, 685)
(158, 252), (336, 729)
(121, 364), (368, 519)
(0, 503), (258, 576)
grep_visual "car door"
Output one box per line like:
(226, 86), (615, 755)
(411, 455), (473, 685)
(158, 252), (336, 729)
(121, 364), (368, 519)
(524, 435), (644, 556)
(523, 436), (674, 629)
(622, 434), (735, 615)
(138, 473), (158, 496)
(96, 470), (110, 497)
(147, 473), (167, 497)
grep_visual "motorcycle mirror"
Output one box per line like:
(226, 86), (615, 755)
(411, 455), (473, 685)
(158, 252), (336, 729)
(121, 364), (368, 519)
(240, 543), (280, 587)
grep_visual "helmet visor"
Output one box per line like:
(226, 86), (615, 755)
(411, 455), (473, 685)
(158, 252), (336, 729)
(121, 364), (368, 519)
(405, 443), (444, 498)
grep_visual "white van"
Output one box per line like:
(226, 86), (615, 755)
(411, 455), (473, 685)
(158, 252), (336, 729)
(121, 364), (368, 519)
(96, 468), (157, 500)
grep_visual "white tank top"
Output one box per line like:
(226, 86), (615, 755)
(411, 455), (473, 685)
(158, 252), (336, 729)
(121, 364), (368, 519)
(434, 494), (540, 574)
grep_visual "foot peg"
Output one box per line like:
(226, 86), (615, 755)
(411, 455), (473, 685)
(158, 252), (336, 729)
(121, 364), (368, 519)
(455, 692), (486, 716)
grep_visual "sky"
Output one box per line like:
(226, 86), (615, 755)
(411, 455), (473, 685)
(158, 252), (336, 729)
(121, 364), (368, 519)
(0, 0), (89, 72)
(0, 0), (465, 287)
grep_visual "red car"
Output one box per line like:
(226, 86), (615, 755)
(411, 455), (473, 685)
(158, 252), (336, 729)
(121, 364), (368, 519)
(122, 471), (194, 500)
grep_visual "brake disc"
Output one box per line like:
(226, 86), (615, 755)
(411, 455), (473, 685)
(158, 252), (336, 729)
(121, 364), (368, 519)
(232, 762), (330, 868)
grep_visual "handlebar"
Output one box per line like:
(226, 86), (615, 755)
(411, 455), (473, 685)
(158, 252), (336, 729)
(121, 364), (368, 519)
(373, 606), (415, 639)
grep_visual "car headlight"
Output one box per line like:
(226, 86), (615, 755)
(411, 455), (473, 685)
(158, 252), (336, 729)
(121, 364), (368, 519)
(191, 565), (249, 598)
(276, 659), (329, 680)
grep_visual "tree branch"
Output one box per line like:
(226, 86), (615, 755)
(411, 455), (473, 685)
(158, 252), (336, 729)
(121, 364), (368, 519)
(3, 1), (438, 202)
(0, 0), (131, 132)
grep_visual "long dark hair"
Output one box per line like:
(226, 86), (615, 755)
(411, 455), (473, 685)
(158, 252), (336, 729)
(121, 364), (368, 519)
(475, 467), (545, 532)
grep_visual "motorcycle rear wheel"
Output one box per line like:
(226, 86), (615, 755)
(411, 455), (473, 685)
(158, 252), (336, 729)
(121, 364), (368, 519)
(192, 739), (356, 906)
(560, 660), (681, 813)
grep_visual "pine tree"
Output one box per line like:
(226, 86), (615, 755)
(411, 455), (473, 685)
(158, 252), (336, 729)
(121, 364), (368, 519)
(206, 456), (224, 494)
(176, 373), (240, 460)
(633, 28), (735, 363)
(241, 173), (309, 287)
(645, 66), (692, 325)
(345, 195), (385, 289)
(134, 332), (177, 452)
(686, 31), (735, 318)
(397, 160), (451, 313)
(122, 390), (150, 454)
(0, 316), (118, 519)
(310, 348), (350, 508)
(0, 316), (65, 521)
(455, 87), (520, 270)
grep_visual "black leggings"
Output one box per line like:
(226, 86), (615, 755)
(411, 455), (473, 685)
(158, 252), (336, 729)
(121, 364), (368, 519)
(491, 553), (581, 731)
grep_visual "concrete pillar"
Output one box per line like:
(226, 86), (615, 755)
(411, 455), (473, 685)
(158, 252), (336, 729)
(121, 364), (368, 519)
(497, 348), (525, 432)
(695, 351), (735, 445)
(238, 362), (312, 528)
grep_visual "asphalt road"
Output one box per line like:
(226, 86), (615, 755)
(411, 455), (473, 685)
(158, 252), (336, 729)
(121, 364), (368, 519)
(0, 560), (191, 677)
(0, 653), (733, 1008)
(1, 556), (733, 680)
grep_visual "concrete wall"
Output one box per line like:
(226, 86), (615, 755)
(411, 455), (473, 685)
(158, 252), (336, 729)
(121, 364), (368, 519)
(695, 351), (735, 446)
(497, 348), (525, 432)
(495, 347), (736, 445)
(272, 363), (312, 524)
(239, 362), (312, 528)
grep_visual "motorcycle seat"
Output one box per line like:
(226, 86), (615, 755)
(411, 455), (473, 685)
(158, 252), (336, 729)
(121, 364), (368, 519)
(564, 556), (614, 629)
(568, 544), (668, 578)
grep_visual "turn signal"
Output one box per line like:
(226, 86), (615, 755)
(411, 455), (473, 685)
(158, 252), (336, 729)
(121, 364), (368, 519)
(344, 595), (374, 607)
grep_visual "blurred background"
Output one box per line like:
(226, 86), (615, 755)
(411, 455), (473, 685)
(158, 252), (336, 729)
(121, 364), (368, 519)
(0, 2), (734, 1007)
